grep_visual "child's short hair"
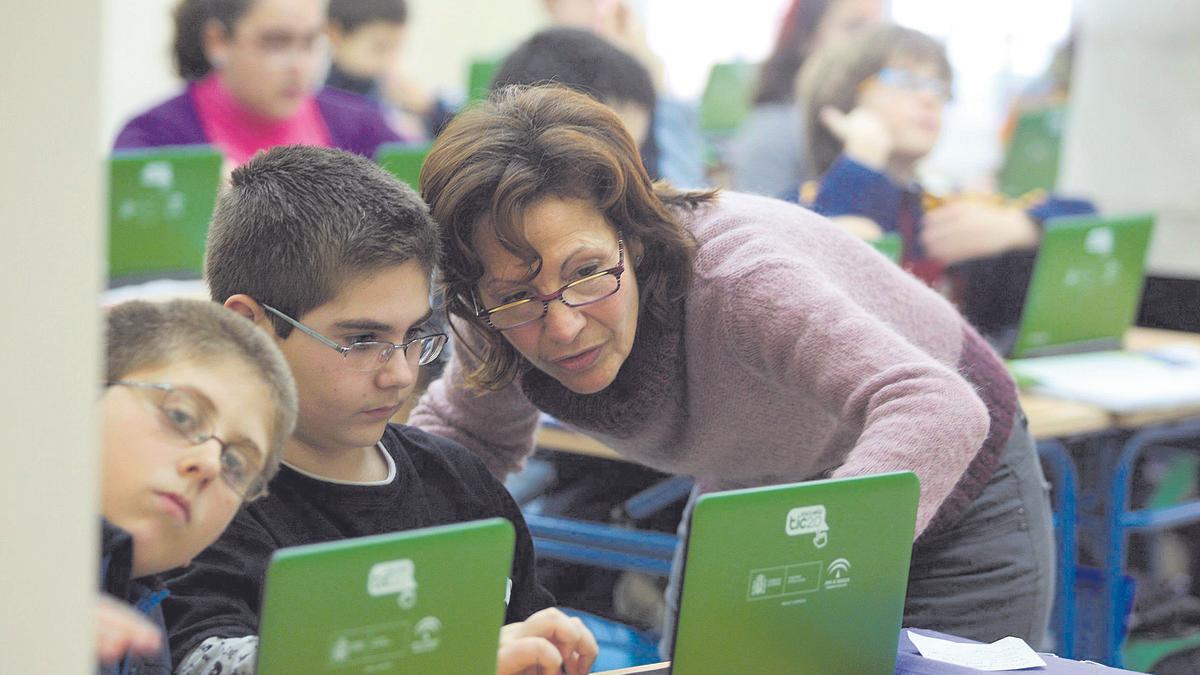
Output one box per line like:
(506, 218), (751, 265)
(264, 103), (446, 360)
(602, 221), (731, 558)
(328, 0), (407, 32)
(800, 24), (953, 175)
(105, 299), (298, 484)
(491, 27), (656, 113)
(205, 145), (441, 338)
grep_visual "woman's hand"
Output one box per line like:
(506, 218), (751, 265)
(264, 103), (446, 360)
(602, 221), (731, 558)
(96, 593), (162, 665)
(922, 199), (1040, 265)
(497, 607), (599, 675)
(819, 106), (893, 171)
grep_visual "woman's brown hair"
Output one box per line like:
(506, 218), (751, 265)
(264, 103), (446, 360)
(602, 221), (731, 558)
(420, 85), (715, 391)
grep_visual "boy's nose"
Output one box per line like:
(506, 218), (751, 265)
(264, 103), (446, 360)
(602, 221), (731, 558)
(178, 439), (223, 486)
(376, 347), (417, 389)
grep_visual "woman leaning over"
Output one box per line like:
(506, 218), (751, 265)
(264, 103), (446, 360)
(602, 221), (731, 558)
(409, 85), (1055, 651)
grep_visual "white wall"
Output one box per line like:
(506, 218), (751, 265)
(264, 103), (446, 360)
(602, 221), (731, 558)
(0, 2), (103, 673)
(102, 0), (180, 150)
(1060, 0), (1200, 278)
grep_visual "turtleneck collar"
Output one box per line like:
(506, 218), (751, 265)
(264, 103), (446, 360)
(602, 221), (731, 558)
(191, 74), (332, 165)
(519, 314), (685, 438)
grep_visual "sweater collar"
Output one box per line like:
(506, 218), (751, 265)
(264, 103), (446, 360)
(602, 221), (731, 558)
(519, 315), (685, 437)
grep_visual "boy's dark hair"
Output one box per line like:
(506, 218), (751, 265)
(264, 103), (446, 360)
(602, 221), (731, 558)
(328, 0), (408, 32)
(106, 298), (298, 485)
(491, 27), (656, 113)
(172, 0), (253, 80)
(205, 145), (441, 338)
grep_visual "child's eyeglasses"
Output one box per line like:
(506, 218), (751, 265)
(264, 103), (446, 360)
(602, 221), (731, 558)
(261, 304), (447, 372)
(107, 381), (269, 501)
(871, 67), (952, 101)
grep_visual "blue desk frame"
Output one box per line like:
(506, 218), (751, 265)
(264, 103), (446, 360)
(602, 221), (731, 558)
(1087, 417), (1200, 666)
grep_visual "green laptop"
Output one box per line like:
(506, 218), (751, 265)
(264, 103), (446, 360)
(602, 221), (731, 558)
(698, 61), (758, 138)
(669, 472), (920, 675)
(375, 142), (431, 192)
(108, 145), (223, 283)
(1008, 213), (1154, 359)
(998, 105), (1065, 199)
(872, 232), (903, 264)
(467, 56), (503, 103)
(257, 518), (514, 674)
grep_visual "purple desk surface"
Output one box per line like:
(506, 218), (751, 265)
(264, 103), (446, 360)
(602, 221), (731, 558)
(897, 629), (1137, 674)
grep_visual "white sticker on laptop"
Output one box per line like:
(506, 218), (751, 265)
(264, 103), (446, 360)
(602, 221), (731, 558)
(786, 505), (829, 548)
(367, 559), (418, 609)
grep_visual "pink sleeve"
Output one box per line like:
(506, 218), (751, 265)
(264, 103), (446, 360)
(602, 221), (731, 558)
(408, 322), (541, 479)
(718, 257), (989, 535)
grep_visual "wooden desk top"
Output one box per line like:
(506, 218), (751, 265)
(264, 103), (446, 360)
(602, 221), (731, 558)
(1021, 394), (1111, 439)
(535, 424), (621, 460)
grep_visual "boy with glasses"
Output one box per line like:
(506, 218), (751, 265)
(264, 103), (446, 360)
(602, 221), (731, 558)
(99, 299), (298, 674)
(164, 145), (596, 675)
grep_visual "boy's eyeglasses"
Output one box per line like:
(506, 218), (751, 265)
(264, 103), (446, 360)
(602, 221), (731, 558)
(473, 236), (625, 331)
(260, 304), (447, 372)
(872, 67), (952, 101)
(107, 381), (269, 501)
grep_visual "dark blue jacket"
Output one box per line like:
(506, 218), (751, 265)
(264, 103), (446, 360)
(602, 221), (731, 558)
(99, 520), (172, 675)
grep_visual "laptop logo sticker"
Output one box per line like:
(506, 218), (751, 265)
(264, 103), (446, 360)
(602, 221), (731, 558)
(824, 558), (852, 590)
(367, 559), (419, 609)
(1084, 227), (1114, 256)
(786, 505), (829, 548)
(411, 616), (442, 654)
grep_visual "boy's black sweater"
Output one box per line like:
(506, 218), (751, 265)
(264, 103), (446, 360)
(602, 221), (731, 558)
(162, 424), (555, 667)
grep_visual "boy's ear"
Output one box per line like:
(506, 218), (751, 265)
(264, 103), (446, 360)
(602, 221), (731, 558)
(224, 294), (272, 330)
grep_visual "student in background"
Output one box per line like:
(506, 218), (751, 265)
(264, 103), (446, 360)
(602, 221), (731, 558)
(411, 85), (1055, 652)
(325, 0), (453, 139)
(491, 27), (658, 182)
(98, 299), (299, 674)
(163, 145), (596, 675)
(730, 0), (885, 196)
(543, 0), (708, 188)
(114, 0), (402, 166)
(796, 24), (1095, 337)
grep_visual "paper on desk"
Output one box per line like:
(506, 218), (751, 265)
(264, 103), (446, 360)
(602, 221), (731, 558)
(1008, 349), (1200, 413)
(907, 631), (1047, 671)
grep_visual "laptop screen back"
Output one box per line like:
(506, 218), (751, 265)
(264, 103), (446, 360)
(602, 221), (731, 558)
(1011, 213), (1154, 358)
(108, 145), (222, 283)
(671, 472), (919, 675)
(375, 143), (430, 191)
(257, 518), (514, 674)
